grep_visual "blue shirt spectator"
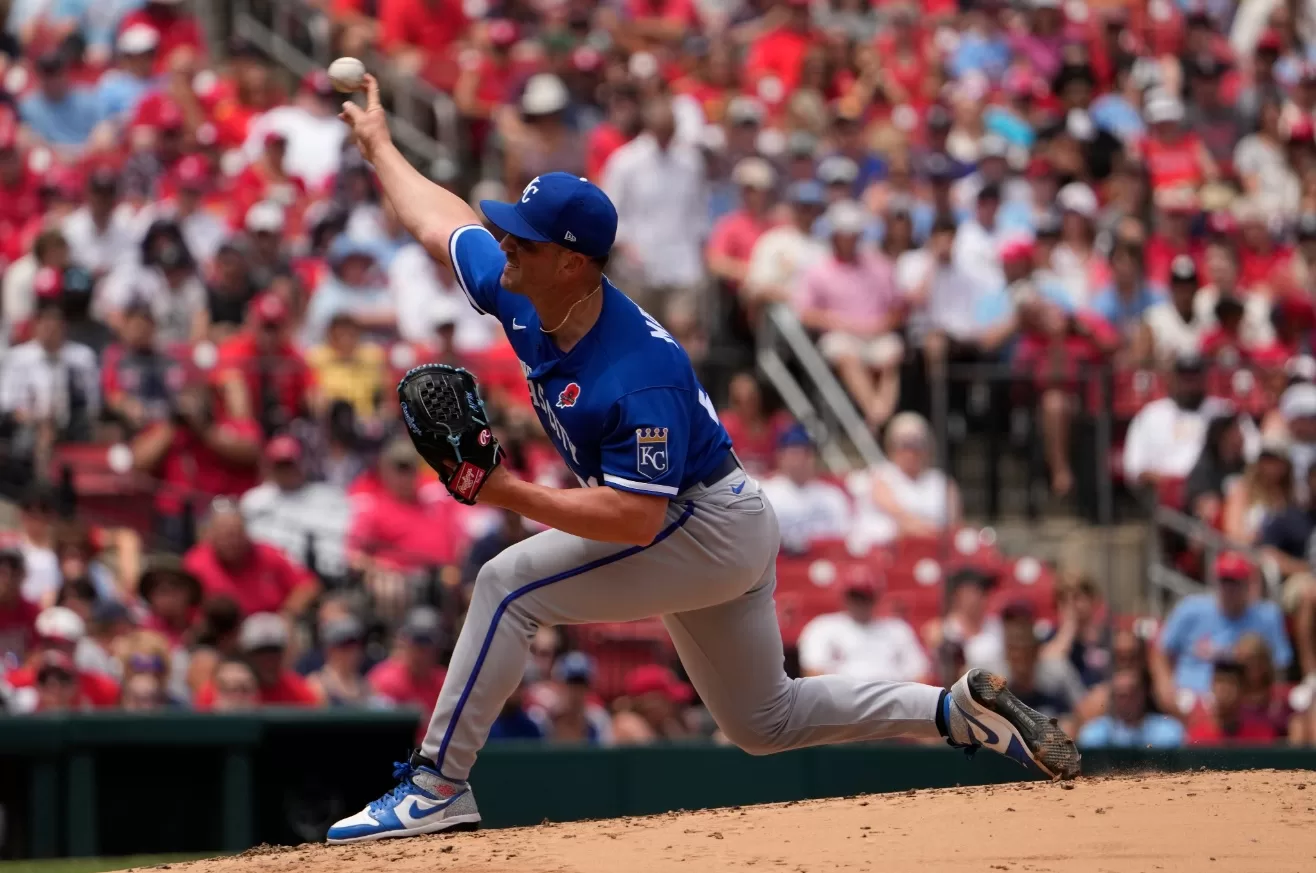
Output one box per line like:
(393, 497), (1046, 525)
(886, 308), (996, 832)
(950, 32), (1011, 81)
(1078, 713), (1186, 748)
(96, 23), (163, 123)
(20, 55), (103, 148)
(1159, 586), (1292, 695)
(1090, 94), (1146, 143)
(1090, 282), (1165, 331)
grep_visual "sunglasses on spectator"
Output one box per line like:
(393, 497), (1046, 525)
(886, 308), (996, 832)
(128, 653), (165, 674)
(38, 669), (75, 685)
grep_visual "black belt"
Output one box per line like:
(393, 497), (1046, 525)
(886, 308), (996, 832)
(698, 453), (742, 488)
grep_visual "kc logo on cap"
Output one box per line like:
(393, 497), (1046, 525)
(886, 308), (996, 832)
(481, 172), (619, 260)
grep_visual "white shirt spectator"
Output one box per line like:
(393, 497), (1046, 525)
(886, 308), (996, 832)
(847, 461), (954, 549)
(61, 205), (138, 276)
(895, 249), (982, 341)
(760, 473), (851, 552)
(1123, 396), (1238, 482)
(602, 132), (709, 287)
(239, 481), (353, 578)
(744, 226), (828, 301)
(96, 263), (206, 344)
(951, 218), (1005, 292)
(243, 105), (347, 191)
(388, 242), (496, 352)
(129, 202), (230, 266)
(1193, 285), (1274, 347)
(0, 339), (100, 430)
(798, 611), (930, 682)
(1234, 132), (1301, 219)
(1143, 298), (1214, 363)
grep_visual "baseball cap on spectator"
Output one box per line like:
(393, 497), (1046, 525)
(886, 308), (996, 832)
(480, 172), (617, 260)
(1035, 212), (1062, 239)
(251, 292), (290, 326)
(91, 599), (134, 630)
(36, 606), (85, 645)
(623, 664), (692, 704)
(786, 130), (818, 159)
(36, 650), (77, 682)
(1259, 435), (1292, 460)
(786, 180), (826, 207)
(245, 200), (286, 235)
(947, 567), (997, 593)
(726, 96), (765, 127)
(239, 612), (290, 652)
(265, 435), (302, 464)
(1057, 182), (1098, 218)
(487, 18), (518, 48)
(1281, 383), (1316, 420)
(431, 295), (461, 331)
(979, 134), (1009, 161)
(118, 23), (159, 55)
(777, 423), (813, 450)
(321, 615), (365, 648)
(825, 200), (868, 236)
(521, 73), (570, 117)
(33, 266), (62, 298)
(301, 70), (336, 100)
(553, 651), (595, 685)
(173, 154), (211, 191)
(999, 235), (1035, 263)
(1170, 255), (1198, 284)
(327, 235), (377, 266)
(1215, 552), (1253, 582)
(1172, 352), (1206, 374)
(1289, 355), (1316, 383)
(843, 565), (880, 598)
(138, 554), (202, 606)
(1144, 96), (1185, 124)
(382, 437), (419, 469)
(155, 101), (185, 132)
(400, 606), (442, 646)
(922, 153), (956, 182)
(1257, 29), (1284, 53)
(731, 157), (775, 190)
(818, 156), (859, 187)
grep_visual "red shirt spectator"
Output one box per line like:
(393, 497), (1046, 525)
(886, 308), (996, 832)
(0, 547), (38, 662)
(6, 607), (119, 709)
(706, 159), (777, 295)
(347, 441), (468, 571)
(366, 606), (448, 715)
(183, 505), (318, 618)
(194, 612), (321, 708)
(587, 122), (632, 182)
(719, 372), (792, 477)
(744, 1), (816, 100)
(119, 1), (207, 74)
(214, 294), (314, 434)
(1184, 660), (1281, 744)
(379, 0), (467, 57)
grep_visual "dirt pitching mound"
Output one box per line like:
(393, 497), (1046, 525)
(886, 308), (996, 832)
(144, 769), (1316, 873)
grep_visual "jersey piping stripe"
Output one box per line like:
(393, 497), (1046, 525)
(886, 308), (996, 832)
(602, 474), (680, 496)
(434, 502), (696, 777)
(448, 225), (488, 315)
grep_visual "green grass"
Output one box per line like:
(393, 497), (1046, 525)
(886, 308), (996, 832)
(0, 854), (217, 873)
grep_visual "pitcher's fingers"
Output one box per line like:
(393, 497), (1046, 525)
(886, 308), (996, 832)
(340, 101), (363, 123)
(364, 74), (382, 110)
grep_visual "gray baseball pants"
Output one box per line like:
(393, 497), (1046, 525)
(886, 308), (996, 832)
(420, 472), (945, 780)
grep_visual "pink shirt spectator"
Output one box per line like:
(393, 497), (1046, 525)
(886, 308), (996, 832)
(794, 251), (901, 331)
(367, 656), (447, 712)
(347, 485), (467, 571)
(707, 209), (774, 293)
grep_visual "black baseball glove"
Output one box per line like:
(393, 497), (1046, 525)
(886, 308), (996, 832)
(397, 364), (504, 505)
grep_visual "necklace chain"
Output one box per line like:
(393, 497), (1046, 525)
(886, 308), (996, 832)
(540, 283), (602, 334)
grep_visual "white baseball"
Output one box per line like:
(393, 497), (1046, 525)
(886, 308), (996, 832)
(328, 57), (367, 93)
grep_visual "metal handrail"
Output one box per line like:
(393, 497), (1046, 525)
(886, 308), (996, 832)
(758, 303), (884, 469)
(230, 0), (459, 178)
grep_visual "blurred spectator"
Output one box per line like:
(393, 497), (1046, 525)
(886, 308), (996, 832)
(213, 291), (312, 436)
(1123, 355), (1234, 491)
(488, 670), (549, 741)
(797, 571), (929, 682)
(5, 606), (119, 710)
(303, 236), (395, 346)
(923, 568), (1004, 674)
(461, 508), (532, 588)
(121, 672), (167, 711)
(0, 547), (38, 663)
(1144, 256), (1212, 364)
(198, 612), (320, 707)
(204, 241), (259, 340)
(0, 297), (100, 442)
(1227, 439), (1295, 544)
(1235, 633), (1295, 739)
(1041, 572), (1112, 689)
(306, 615), (372, 706)
(137, 553), (201, 650)
(1185, 657), (1280, 744)
(1184, 414), (1249, 525)
(612, 664), (693, 744)
(115, 628), (176, 703)
(718, 372), (790, 477)
(1274, 383), (1316, 494)
(150, 157), (228, 268)
(3, 229), (70, 340)
(12, 485), (61, 606)
(603, 96), (707, 317)
(795, 200), (904, 429)
(1091, 241), (1161, 356)
(705, 157), (776, 299)
(182, 595), (243, 699)
(502, 73), (585, 192)
(240, 435), (352, 579)
(850, 412), (960, 549)
(100, 301), (186, 431)
(19, 52), (102, 150)
(542, 652), (612, 745)
(759, 424), (849, 554)
(1000, 602), (1085, 723)
(898, 215), (983, 366)
(367, 606), (447, 712)
(305, 311), (386, 422)
(119, 0), (206, 73)
(347, 438), (467, 575)
(744, 180), (828, 304)
(98, 233), (206, 344)
(1236, 97), (1300, 220)
(243, 72), (346, 191)
(62, 167), (135, 278)
(97, 25), (163, 126)
(952, 183), (1005, 293)
(130, 380), (262, 547)
(1153, 554), (1292, 710)
(209, 657), (260, 711)
(1076, 668), (1186, 749)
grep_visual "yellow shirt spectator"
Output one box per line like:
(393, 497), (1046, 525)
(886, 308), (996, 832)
(306, 316), (387, 420)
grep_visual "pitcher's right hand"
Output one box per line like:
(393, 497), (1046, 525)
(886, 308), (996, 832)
(339, 73), (390, 161)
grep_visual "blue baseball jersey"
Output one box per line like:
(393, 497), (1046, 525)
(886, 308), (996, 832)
(448, 225), (734, 497)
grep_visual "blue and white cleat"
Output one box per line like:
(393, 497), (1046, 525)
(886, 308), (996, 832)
(947, 669), (1081, 781)
(326, 751), (481, 844)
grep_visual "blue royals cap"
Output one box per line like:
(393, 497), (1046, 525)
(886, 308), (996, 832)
(480, 172), (618, 260)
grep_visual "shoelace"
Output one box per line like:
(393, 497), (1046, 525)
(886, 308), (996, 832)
(367, 760), (419, 814)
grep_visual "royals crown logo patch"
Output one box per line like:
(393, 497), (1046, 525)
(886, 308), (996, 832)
(636, 427), (669, 479)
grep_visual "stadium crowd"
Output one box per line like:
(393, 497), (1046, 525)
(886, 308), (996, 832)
(0, 0), (1315, 750)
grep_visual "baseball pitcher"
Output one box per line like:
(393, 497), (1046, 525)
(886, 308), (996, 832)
(327, 77), (1079, 844)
